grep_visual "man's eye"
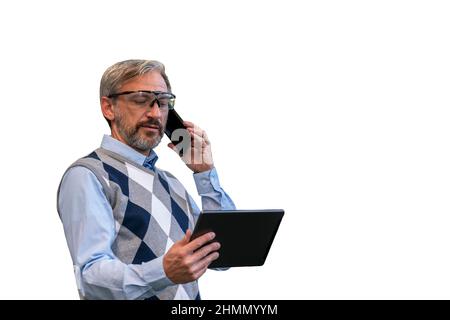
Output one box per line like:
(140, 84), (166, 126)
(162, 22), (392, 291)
(133, 99), (148, 104)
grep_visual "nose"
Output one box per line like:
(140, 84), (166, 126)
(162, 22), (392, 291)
(146, 100), (162, 118)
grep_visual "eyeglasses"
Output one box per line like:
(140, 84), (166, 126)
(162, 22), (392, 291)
(107, 90), (176, 110)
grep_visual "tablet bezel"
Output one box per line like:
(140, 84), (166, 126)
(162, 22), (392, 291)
(191, 209), (284, 268)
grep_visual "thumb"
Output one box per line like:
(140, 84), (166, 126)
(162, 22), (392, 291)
(167, 142), (175, 150)
(180, 229), (192, 244)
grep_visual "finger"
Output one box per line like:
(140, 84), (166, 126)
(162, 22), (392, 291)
(186, 127), (210, 146)
(183, 135), (204, 163)
(184, 122), (203, 134)
(193, 266), (208, 280)
(189, 131), (206, 147)
(191, 251), (220, 273)
(202, 130), (210, 145)
(187, 128), (207, 146)
(179, 229), (192, 245)
(168, 142), (184, 158)
(187, 127), (204, 138)
(185, 232), (215, 252)
(183, 121), (195, 128)
(191, 241), (221, 262)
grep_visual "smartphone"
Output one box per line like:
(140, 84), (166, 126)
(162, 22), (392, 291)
(164, 108), (186, 146)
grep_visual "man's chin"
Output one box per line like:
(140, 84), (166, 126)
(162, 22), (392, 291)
(138, 134), (162, 149)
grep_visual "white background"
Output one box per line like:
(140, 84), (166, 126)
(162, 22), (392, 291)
(0, 0), (449, 299)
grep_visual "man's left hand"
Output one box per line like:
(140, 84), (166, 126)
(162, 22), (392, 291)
(168, 121), (214, 173)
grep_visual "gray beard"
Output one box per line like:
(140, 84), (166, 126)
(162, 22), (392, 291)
(115, 112), (163, 152)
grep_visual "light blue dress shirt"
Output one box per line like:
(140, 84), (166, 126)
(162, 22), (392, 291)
(58, 135), (236, 299)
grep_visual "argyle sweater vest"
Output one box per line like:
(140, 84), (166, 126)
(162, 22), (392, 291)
(65, 148), (200, 300)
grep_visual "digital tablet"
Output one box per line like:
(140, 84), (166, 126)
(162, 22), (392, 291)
(191, 209), (284, 268)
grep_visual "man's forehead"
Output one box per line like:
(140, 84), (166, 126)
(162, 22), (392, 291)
(121, 71), (167, 91)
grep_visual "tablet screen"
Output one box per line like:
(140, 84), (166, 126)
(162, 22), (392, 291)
(191, 209), (284, 268)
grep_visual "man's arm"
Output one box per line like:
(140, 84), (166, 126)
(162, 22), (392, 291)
(192, 167), (236, 211)
(167, 120), (236, 212)
(58, 167), (174, 300)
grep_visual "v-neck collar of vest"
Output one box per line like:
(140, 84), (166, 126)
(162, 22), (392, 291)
(97, 148), (159, 177)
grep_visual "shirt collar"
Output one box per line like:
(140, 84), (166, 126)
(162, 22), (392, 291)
(100, 134), (159, 170)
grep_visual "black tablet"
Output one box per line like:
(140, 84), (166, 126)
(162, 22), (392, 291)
(191, 209), (284, 268)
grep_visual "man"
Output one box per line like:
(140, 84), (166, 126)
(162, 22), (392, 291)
(57, 59), (235, 300)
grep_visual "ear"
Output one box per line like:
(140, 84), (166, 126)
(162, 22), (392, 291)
(101, 96), (115, 122)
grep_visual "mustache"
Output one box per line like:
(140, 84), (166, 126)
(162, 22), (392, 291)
(138, 119), (163, 131)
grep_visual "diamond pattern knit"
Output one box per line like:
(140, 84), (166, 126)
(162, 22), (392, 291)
(67, 148), (200, 300)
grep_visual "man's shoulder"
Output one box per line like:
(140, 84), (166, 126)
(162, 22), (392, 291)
(66, 149), (105, 172)
(58, 150), (112, 200)
(61, 149), (108, 185)
(57, 153), (110, 215)
(62, 165), (100, 187)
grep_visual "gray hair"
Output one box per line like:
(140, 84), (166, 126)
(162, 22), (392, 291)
(100, 59), (171, 99)
(99, 59), (172, 127)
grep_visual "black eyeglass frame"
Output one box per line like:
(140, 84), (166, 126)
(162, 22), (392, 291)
(107, 90), (176, 109)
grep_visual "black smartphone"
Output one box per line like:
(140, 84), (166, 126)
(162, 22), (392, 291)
(164, 108), (186, 146)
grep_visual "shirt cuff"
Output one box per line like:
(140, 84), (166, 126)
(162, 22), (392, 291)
(193, 167), (220, 195)
(141, 256), (175, 292)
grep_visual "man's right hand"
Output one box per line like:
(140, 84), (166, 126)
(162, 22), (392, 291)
(163, 230), (220, 284)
